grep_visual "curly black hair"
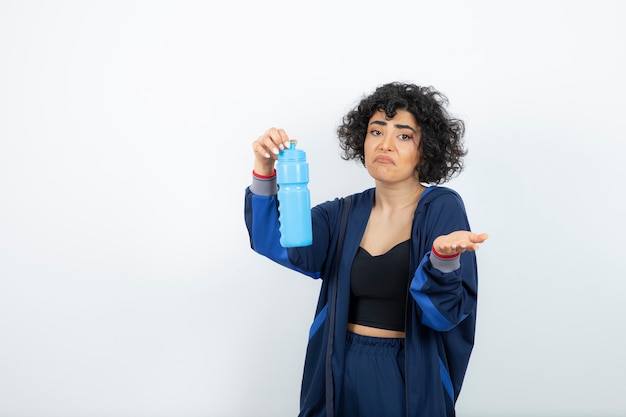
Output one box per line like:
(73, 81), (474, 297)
(337, 82), (467, 184)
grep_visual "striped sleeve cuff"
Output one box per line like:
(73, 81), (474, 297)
(250, 170), (278, 196)
(429, 247), (461, 273)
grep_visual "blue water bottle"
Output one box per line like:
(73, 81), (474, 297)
(276, 141), (313, 247)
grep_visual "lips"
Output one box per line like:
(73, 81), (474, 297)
(373, 155), (395, 164)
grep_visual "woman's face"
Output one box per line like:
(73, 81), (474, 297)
(363, 109), (421, 184)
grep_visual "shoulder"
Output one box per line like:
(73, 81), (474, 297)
(419, 186), (468, 217)
(422, 186), (464, 205)
(415, 186), (472, 233)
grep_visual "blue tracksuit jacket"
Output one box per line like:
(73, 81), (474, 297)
(244, 177), (478, 417)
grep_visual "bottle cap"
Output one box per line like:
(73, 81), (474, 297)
(277, 141), (308, 183)
(278, 141), (306, 162)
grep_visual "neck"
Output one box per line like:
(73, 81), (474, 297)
(373, 181), (426, 212)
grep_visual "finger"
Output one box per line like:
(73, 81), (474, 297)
(264, 129), (282, 156)
(253, 136), (274, 159)
(275, 128), (291, 150)
(463, 241), (483, 252)
(452, 240), (478, 253)
(437, 243), (457, 255)
(253, 128), (289, 160)
(264, 128), (291, 154)
(469, 233), (489, 243)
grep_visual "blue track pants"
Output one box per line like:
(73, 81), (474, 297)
(339, 332), (406, 417)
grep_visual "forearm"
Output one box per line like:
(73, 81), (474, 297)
(244, 182), (321, 279)
(410, 252), (477, 332)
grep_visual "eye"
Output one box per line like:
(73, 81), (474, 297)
(399, 133), (413, 141)
(370, 129), (382, 136)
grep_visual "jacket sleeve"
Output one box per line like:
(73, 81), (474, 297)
(409, 191), (478, 332)
(244, 174), (338, 278)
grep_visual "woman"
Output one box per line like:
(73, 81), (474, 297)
(244, 82), (488, 417)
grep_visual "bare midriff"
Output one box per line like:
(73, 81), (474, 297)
(347, 323), (405, 338)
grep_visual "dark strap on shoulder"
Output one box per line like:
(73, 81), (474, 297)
(325, 195), (352, 417)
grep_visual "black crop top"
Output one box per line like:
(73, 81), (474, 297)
(348, 240), (411, 332)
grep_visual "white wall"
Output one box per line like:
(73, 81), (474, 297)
(1, 1), (625, 416)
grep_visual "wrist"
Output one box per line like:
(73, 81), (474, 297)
(253, 169), (276, 179)
(253, 158), (276, 177)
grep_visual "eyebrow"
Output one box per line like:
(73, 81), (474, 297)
(370, 120), (419, 133)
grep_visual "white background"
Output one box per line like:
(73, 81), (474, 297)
(1, 1), (625, 416)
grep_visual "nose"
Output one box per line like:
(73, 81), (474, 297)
(379, 133), (393, 151)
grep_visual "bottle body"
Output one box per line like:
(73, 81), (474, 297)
(277, 183), (312, 247)
(276, 143), (312, 247)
